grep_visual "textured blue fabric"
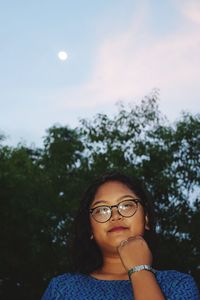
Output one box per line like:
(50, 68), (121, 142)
(41, 270), (200, 300)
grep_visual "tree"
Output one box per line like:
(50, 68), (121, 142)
(0, 126), (86, 299)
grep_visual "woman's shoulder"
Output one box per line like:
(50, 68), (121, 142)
(155, 269), (200, 298)
(48, 272), (86, 286)
(41, 273), (90, 300)
(156, 269), (195, 282)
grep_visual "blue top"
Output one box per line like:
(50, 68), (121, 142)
(41, 270), (200, 300)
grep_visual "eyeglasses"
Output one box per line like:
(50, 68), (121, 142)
(89, 199), (141, 223)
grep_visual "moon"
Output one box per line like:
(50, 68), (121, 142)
(58, 51), (68, 61)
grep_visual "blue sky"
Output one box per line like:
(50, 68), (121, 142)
(0, 0), (200, 147)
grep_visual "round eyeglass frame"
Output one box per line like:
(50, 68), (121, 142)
(89, 199), (141, 223)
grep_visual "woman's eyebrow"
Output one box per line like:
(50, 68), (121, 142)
(92, 194), (136, 207)
(92, 200), (107, 206)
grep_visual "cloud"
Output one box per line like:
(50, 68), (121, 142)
(179, 0), (200, 25)
(61, 1), (200, 120)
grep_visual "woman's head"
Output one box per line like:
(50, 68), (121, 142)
(89, 180), (151, 255)
(70, 171), (156, 274)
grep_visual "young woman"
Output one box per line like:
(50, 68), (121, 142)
(41, 172), (200, 299)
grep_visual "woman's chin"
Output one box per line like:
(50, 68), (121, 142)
(108, 234), (131, 248)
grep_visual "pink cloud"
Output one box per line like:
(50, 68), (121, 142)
(61, 1), (200, 120)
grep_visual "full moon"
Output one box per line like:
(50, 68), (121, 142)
(58, 51), (68, 61)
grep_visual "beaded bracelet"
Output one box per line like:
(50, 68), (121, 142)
(128, 265), (156, 279)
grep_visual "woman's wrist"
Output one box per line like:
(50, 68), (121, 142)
(128, 265), (156, 279)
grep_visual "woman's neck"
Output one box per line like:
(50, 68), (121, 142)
(91, 253), (129, 280)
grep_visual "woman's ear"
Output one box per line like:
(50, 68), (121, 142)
(145, 215), (150, 230)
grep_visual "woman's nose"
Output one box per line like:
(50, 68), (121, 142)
(110, 207), (122, 221)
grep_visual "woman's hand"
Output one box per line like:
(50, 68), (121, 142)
(117, 235), (153, 271)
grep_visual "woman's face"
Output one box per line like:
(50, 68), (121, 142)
(90, 181), (149, 254)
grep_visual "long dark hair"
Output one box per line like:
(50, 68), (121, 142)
(68, 171), (157, 274)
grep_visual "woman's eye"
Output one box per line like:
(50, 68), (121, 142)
(94, 207), (109, 214)
(121, 202), (134, 209)
(122, 205), (130, 209)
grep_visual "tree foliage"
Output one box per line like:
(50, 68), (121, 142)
(0, 94), (199, 299)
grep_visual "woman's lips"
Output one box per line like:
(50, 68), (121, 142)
(108, 226), (128, 232)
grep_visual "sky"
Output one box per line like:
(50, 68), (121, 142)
(0, 0), (200, 147)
